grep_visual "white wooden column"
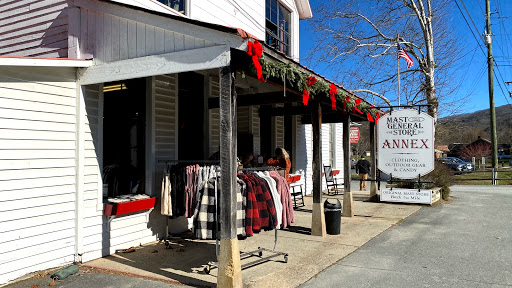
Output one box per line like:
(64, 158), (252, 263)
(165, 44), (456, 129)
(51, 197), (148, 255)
(75, 84), (86, 261)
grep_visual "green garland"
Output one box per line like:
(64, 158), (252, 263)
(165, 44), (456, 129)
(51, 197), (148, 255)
(254, 57), (382, 120)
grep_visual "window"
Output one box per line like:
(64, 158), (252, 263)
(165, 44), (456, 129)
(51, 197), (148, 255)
(266, 0), (291, 56)
(158, 0), (186, 14)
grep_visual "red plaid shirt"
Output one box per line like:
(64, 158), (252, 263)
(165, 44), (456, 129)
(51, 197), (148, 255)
(239, 174), (278, 236)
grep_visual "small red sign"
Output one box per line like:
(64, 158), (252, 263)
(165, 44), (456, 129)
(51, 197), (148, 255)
(350, 127), (359, 143)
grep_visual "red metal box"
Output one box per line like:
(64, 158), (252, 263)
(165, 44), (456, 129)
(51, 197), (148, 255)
(104, 197), (156, 216)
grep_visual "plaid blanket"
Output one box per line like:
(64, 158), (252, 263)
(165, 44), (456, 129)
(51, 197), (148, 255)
(193, 178), (246, 239)
(193, 179), (216, 240)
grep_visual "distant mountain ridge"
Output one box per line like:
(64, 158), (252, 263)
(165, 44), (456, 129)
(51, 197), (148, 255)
(436, 104), (512, 145)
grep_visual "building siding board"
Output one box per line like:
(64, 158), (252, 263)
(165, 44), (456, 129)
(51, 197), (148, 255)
(78, 83), (107, 262)
(322, 123), (330, 166)
(295, 119), (313, 195)
(0, 247), (75, 282)
(154, 74), (177, 197)
(190, 0), (265, 41)
(334, 123), (344, 173)
(274, 104), (284, 149)
(0, 0), (69, 58)
(209, 76), (220, 157)
(237, 106), (250, 133)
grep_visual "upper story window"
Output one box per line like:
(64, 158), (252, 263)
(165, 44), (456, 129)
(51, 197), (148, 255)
(157, 0), (186, 14)
(266, 0), (291, 56)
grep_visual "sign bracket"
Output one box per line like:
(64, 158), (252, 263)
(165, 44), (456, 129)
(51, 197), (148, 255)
(373, 104), (431, 116)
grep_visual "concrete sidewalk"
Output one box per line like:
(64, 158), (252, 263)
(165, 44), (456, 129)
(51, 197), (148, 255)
(4, 188), (423, 288)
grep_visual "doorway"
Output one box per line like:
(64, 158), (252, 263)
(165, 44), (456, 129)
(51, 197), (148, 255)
(102, 78), (146, 197)
(178, 72), (205, 160)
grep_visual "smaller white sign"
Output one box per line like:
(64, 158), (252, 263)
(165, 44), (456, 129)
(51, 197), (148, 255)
(380, 188), (432, 205)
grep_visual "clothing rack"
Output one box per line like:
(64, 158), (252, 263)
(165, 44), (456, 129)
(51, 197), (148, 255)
(204, 166), (289, 275)
(160, 159), (220, 256)
(238, 166), (280, 171)
(159, 160), (288, 274)
(158, 159), (220, 164)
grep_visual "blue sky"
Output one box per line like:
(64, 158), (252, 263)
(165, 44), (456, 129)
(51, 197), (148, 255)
(299, 0), (512, 117)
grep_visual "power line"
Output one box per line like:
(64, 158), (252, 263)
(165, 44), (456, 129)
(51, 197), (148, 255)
(454, 0), (486, 56)
(456, 0), (512, 109)
(459, 0), (485, 43)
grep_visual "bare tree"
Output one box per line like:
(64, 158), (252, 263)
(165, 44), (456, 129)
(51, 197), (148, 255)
(461, 128), (488, 144)
(461, 142), (491, 160)
(307, 0), (463, 122)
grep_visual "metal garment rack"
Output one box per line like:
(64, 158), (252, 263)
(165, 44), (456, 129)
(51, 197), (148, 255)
(204, 166), (289, 274)
(159, 159), (220, 253)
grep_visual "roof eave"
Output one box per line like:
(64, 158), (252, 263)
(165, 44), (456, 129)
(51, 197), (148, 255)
(294, 0), (313, 20)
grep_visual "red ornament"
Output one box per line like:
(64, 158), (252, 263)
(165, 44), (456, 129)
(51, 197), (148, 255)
(247, 41), (264, 82)
(329, 84), (337, 110)
(343, 96), (350, 113)
(302, 76), (317, 105)
(375, 112), (380, 124)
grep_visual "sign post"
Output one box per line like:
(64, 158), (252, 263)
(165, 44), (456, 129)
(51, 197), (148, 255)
(377, 109), (435, 204)
(349, 126), (359, 144)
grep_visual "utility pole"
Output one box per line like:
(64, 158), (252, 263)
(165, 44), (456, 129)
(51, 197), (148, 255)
(485, 0), (498, 172)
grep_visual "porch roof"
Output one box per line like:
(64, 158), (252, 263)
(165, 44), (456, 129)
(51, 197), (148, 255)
(76, 0), (381, 123)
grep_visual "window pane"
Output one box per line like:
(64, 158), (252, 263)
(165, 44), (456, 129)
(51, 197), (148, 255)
(265, 0), (291, 56)
(157, 0), (185, 14)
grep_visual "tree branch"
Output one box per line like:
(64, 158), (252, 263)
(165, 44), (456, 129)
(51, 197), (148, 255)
(350, 89), (393, 108)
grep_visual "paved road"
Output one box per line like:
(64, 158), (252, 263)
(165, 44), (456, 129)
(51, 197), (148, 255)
(302, 185), (512, 288)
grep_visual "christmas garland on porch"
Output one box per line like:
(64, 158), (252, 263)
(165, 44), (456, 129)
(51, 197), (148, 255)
(245, 41), (383, 123)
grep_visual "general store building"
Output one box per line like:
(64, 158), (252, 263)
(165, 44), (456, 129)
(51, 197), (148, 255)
(0, 0), (376, 285)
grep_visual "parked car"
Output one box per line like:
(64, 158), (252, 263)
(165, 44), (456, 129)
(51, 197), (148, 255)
(498, 152), (511, 160)
(437, 157), (473, 172)
(436, 158), (467, 172)
(441, 157), (473, 171)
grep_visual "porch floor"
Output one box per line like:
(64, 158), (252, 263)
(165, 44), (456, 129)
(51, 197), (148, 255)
(83, 188), (422, 287)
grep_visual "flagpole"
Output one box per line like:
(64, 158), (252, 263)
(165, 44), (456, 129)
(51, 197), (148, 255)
(397, 33), (401, 107)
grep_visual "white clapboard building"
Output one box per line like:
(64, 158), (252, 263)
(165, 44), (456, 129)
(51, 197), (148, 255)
(0, 0), (349, 284)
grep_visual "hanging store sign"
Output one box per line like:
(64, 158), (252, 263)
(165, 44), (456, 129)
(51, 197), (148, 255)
(377, 109), (434, 179)
(350, 126), (359, 143)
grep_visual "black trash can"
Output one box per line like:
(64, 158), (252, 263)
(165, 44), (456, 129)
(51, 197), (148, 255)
(324, 199), (342, 235)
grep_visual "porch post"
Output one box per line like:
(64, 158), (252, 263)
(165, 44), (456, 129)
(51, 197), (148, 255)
(343, 114), (353, 217)
(369, 122), (378, 201)
(218, 65), (242, 287)
(311, 101), (326, 237)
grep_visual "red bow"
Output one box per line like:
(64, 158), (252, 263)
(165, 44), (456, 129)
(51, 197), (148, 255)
(302, 76), (317, 105)
(353, 98), (363, 114)
(367, 112), (374, 122)
(375, 113), (380, 124)
(247, 41), (264, 82)
(329, 84), (337, 110)
(343, 96), (350, 113)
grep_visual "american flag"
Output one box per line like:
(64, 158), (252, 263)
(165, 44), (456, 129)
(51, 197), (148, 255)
(397, 43), (414, 68)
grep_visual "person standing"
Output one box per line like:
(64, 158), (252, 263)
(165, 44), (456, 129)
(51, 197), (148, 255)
(356, 155), (371, 191)
(266, 147), (291, 184)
